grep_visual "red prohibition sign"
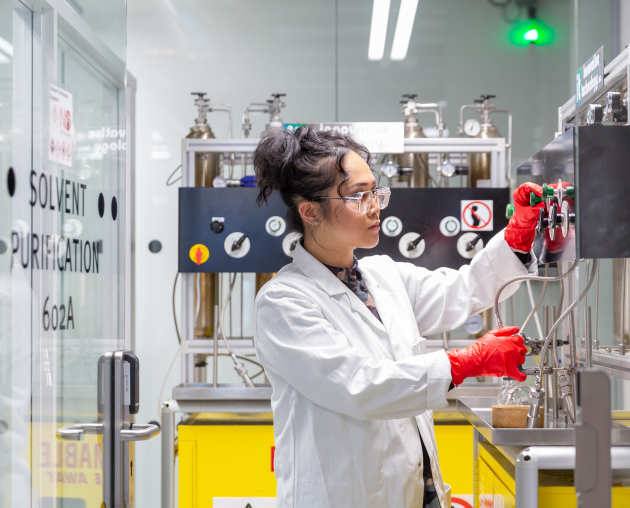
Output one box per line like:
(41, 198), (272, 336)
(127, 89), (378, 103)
(462, 201), (492, 230)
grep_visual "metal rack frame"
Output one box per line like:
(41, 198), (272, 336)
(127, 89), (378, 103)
(178, 136), (509, 386)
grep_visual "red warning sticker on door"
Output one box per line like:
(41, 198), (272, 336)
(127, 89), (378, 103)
(461, 200), (493, 231)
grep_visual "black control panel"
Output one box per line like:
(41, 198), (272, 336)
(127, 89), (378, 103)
(178, 187), (510, 273)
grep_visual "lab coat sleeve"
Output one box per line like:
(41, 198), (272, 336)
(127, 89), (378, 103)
(255, 284), (453, 420)
(396, 229), (532, 336)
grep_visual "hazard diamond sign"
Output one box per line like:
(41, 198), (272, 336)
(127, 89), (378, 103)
(461, 200), (493, 231)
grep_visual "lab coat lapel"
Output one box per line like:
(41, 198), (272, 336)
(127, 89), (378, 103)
(360, 267), (411, 361)
(291, 244), (387, 333)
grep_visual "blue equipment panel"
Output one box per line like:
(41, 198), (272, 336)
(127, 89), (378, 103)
(178, 187), (510, 273)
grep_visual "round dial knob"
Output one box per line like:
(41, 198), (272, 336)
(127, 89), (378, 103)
(457, 232), (484, 259)
(224, 232), (251, 258)
(282, 232), (303, 257)
(398, 232), (425, 259)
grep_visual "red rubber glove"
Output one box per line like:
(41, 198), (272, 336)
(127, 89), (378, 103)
(504, 182), (544, 253)
(446, 326), (527, 385)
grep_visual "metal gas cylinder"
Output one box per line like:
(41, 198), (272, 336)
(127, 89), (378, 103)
(459, 94), (512, 188)
(466, 95), (501, 187)
(396, 94), (429, 188)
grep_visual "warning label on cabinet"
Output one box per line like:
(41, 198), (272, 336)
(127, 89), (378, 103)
(49, 84), (74, 167)
(460, 200), (493, 231)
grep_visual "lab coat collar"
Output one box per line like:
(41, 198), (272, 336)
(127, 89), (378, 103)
(291, 242), (352, 296)
(292, 243), (388, 333)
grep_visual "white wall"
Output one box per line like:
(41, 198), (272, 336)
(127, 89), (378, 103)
(125, 1), (609, 506)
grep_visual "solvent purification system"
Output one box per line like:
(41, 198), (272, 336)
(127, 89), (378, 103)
(162, 56), (630, 506)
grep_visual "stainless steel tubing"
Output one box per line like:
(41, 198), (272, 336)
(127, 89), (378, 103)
(494, 260), (579, 328)
(515, 446), (630, 508)
(528, 260), (599, 428)
(551, 306), (559, 426)
(521, 280), (547, 337)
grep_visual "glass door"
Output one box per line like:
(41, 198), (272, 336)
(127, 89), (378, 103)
(0, 0), (136, 506)
(33, 6), (132, 508)
(0, 1), (33, 506)
(31, 29), (129, 508)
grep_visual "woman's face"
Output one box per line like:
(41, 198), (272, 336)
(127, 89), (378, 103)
(316, 150), (381, 250)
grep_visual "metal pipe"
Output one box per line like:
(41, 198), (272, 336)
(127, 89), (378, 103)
(161, 401), (176, 508)
(213, 302), (219, 387)
(586, 305), (593, 368)
(552, 306), (559, 426)
(522, 280), (547, 337)
(515, 446), (630, 508)
(490, 109), (512, 188)
(241, 103), (270, 138)
(416, 105), (445, 136)
(211, 105), (233, 138)
(528, 260), (599, 428)
(594, 261), (600, 349)
(494, 260), (579, 328)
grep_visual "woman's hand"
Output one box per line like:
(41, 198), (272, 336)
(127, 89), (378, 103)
(504, 182), (544, 253)
(446, 326), (527, 385)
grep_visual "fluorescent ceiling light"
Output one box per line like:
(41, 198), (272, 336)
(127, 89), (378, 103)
(0, 54), (9, 64)
(390, 0), (419, 61)
(368, 0), (391, 61)
(0, 36), (13, 58)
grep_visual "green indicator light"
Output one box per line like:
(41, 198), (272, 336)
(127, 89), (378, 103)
(509, 19), (554, 46)
(524, 28), (539, 42)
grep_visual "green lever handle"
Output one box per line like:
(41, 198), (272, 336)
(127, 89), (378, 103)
(529, 184), (575, 206)
(506, 203), (514, 219)
(529, 192), (543, 206)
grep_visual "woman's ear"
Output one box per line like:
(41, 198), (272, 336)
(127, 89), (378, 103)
(298, 201), (322, 227)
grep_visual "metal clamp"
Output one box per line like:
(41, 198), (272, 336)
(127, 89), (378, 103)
(120, 422), (161, 442)
(57, 423), (104, 441)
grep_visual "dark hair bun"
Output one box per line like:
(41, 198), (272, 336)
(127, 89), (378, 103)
(254, 129), (301, 207)
(254, 127), (370, 233)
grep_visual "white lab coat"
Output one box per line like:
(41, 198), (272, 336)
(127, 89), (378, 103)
(254, 230), (529, 508)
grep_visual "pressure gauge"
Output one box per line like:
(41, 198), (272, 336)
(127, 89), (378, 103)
(439, 216), (460, 237)
(463, 118), (481, 137)
(382, 216), (403, 237)
(265, 216), (286, 237)
(464, 314), (484, 335)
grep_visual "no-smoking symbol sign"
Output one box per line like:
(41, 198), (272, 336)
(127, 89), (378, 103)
(461, 200), (493, 231)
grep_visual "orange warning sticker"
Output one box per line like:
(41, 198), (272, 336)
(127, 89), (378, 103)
(189, 244), (210, 266)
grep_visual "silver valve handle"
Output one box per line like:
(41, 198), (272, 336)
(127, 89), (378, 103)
(57, 422), (104, 441)
(58, 421), (160, 442)
(120, 422), (161, 442)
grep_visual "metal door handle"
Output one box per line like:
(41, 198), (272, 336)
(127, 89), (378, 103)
(120, 422), (160, 441)
(57, 423), (104, 440)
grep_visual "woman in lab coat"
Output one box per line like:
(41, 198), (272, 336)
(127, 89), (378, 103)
(253, 127), (540, 508)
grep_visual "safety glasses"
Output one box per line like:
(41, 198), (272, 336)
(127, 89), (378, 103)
(316, 187), (391, 215)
